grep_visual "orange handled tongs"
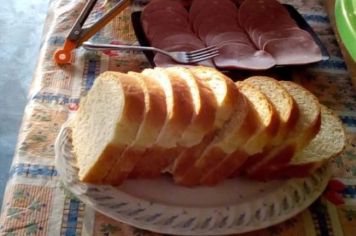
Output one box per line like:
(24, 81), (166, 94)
(53, 0), (131, 65)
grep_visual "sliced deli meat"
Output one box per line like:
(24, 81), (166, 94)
(196, 16), (240, 41)
(142, 0), (187, 19)
(140, 0), (322, 70)
(142, 11), (189, 34)
(192, 8), (238, 33)
(206, 31), (252, 47)
(257, 27), (306, 49)
(239, 0), (291, 27)
(190, 0), (237, 23)
(151, 33), (204, 50)
(264, 37), (322, 65)
(213, 43), (276, 70)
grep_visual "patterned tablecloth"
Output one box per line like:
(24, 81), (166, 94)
(1, 0), (356, 235)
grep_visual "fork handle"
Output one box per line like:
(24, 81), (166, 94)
(82, 42), (170, 57)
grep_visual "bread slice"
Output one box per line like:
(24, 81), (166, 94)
(244, 76), (298, 144)
(172, 66), (242, 184)
(255, 105), (346, 179)
(71, 72), (145, 183)
(246, 81), (321, 178)
(103, 72), (167, 185)
(176, 94), (250, 186)
(130, 67), (195, 178)
(236, 77), (298, 174)
(167, 67), (217, 147)
(235, 81), (279, 155)
(200, 81), (279, 185)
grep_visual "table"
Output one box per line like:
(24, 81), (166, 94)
(1, 0), (356, 235)
(0, 0), (49, 207)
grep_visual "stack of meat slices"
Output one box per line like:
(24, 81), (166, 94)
(238, 0), (322, 65)
(141, 0), (322, 70)
(141, 0), (213, 67)
(190, 0), (275, 70)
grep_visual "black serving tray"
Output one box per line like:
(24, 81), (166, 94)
(131, 4), (329, 80)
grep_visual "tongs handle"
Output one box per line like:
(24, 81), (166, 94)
(54, 0), (131, 65)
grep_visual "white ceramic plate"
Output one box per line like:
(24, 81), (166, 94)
(55, 124), (330, 235)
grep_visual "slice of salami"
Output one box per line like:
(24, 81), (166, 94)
(213, 43), (276, 70)
(239, 0), (289, 26)
(142, 10), (189, 30)
(264, 37), (322, 65)
(192, 6), (238, 32)
(143, 0), (187, 19)
(244, 13), (295, 45)
(147, 24), (192, 42)
(239, 0), (296, 47)
(207, 31), (252, 46)
(152, 33), (204, 49)
(190, 0), (237, 23)
(143, 17), (190, 37)
(191, 8), (238, 32)
(197, 17), (240, 41)
(258, 27), (308, 49)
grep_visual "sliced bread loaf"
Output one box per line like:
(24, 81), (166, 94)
(71, 72), (145, 183)
(255, 105), (346, 179)
(103, 72), (167, 185)
(167, 67), (217, 147)
(246, 81), (321, 179)
(244, 76), (298, 144)
(199, 81), (278, 185)
(237, 76), (298, 174)
(172, 66), (243, 185)
(130, 67), (195, 178)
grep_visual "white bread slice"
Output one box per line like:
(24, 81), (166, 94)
(176, 93), (249, 186)
(246, 81), (321, 178)
(103, 72), (167, 185)
(172, 66), (242, 184)
(237, 77), (298, 173)
(130, 67), (195, 178)
(235, 81), (279, 155)
(166, 67), (217, 147)
(254, 105), (346, 179)
(244, 76), (299, 145)
(71, 72), (145, 183)
(190, 67), (240, 128)
(200, 81), (279, 185)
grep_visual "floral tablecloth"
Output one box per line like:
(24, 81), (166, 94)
(1, 0), (356, 235)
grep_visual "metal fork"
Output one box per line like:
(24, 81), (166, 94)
(82, 42), (220, 64)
